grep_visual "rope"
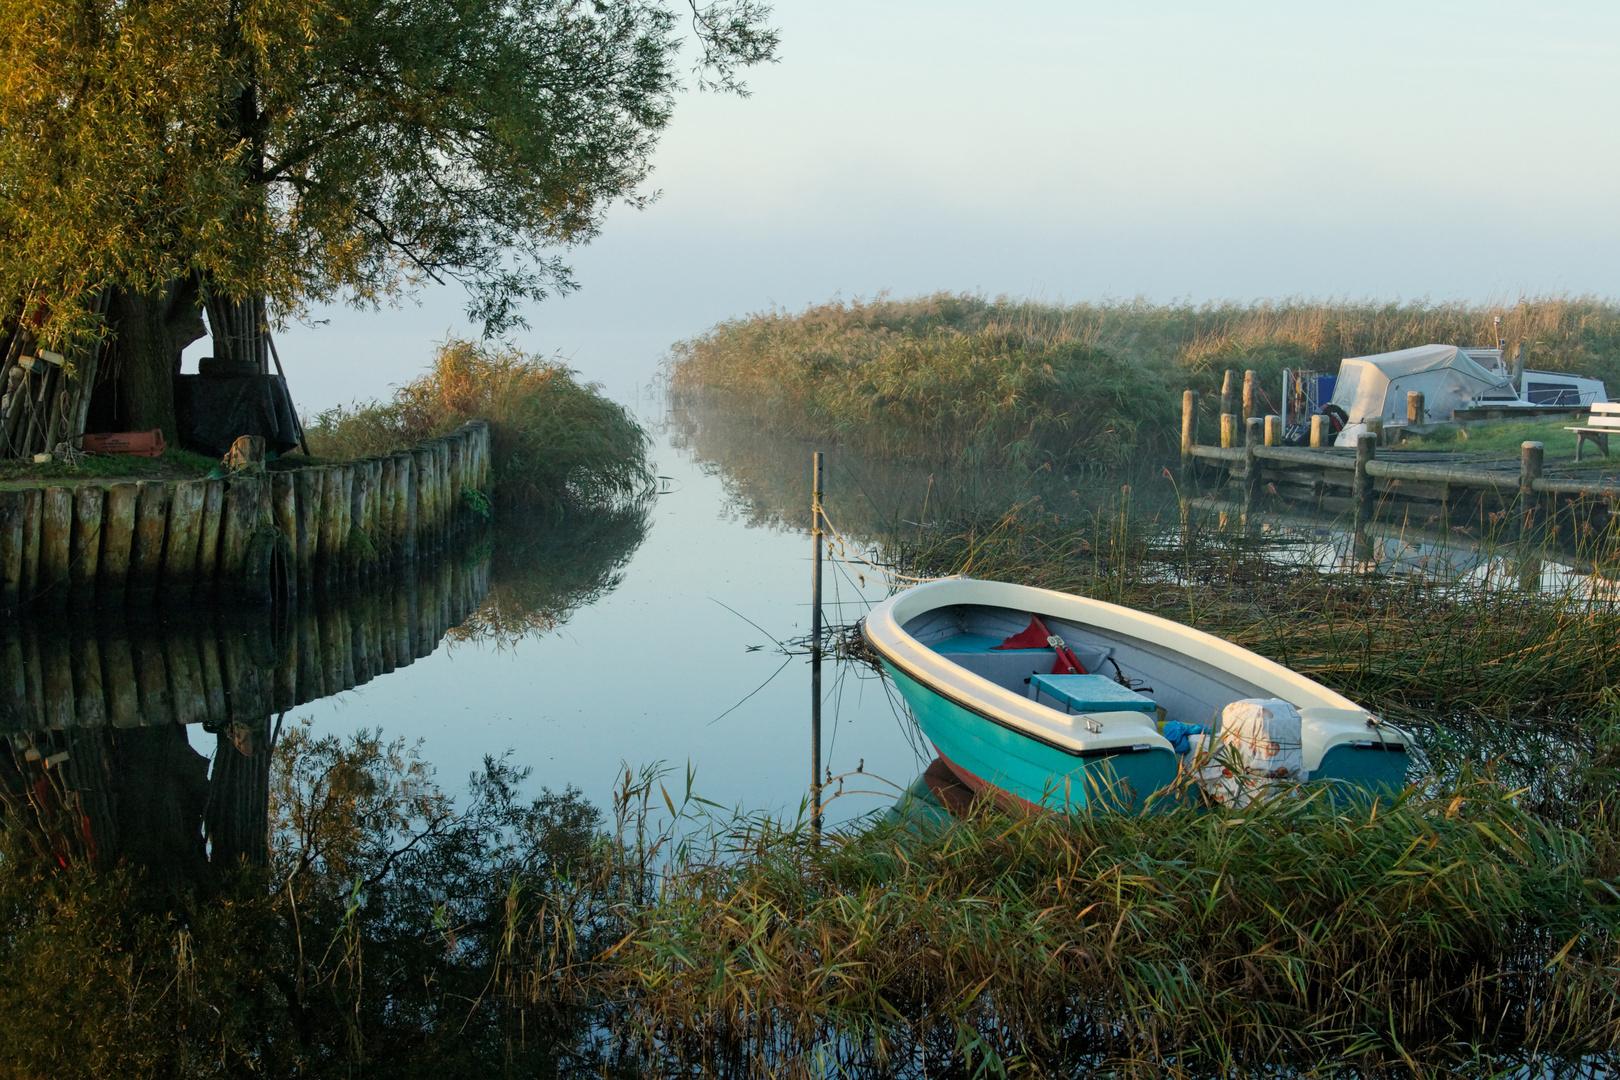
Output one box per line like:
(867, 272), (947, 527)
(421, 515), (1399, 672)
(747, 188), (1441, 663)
(816, 505), (957, 587)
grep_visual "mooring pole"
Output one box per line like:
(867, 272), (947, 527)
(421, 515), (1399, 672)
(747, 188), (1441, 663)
(810, 451), (824, 837)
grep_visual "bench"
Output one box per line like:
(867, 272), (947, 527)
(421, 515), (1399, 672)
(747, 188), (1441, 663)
(1566, 402), (1620, 461)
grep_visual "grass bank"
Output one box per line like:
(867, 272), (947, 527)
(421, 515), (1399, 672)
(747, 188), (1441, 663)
(1, 716), (1614, 1078)
(308, 338), (653, 511)
(668, 293), (1620, 467)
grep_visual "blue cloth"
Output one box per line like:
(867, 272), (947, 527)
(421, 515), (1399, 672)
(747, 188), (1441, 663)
(1162, 722), (1209, 755)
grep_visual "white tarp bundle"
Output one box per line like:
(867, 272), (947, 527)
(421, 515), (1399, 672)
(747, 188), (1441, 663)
(1195, 698), (1305, 809)
(1329, 345), (1511, 438)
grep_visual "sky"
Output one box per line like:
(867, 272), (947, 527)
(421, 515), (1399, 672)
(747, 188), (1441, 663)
(252, 0), (1620, 413)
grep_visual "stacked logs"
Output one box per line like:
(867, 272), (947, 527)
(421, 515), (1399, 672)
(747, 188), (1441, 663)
(0, 544), (492, 732)
(0, 419), (490, 612)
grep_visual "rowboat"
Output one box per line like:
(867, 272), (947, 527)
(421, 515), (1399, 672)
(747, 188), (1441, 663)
(860, 577), (1411, 812)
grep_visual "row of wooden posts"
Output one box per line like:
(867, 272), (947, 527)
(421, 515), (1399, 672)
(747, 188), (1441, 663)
(1179, 373), (1618, 532)
(0, 548), (491, 732)
(0, 420), (490, 612)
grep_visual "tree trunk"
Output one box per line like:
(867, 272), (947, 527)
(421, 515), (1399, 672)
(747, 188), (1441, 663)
(100, 280), (206, 441)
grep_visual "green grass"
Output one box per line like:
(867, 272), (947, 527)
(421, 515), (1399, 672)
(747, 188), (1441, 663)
(0, 446), (216, 487)
(668, 293), (1620, 467)
(1402, 416), (1603, 462)
(307, 338), (654, 512)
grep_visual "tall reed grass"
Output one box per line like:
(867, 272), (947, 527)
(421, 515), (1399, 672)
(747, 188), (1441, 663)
(308, 338), (653, 511)
(668, 293), (1620, 466)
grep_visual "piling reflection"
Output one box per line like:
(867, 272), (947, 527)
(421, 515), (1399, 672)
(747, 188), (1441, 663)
(0, 501), (650, 879)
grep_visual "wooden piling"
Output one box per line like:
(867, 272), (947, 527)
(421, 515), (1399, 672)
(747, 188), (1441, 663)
(1243, 417), (1263, 515)
(317, 467), (342, 581)
(69, 485), (104, 606)
(1310, 414), (1326, 448)
(37, 487), (72, 603)
(1220, 370), (1235, 419)
(1242, 369), (1258, 420)
(1521, 440), (1545, 537)
(412, 447), (434, 549)
(1264, 414), (1281, 447)
(1407, 390), (1426, 426)
(221, 476), (263, 593)
(1354, 433), (1376, 530)
(375, 457), (396, 557)
(162, 480), (206, 605)
(130, 481), (169, 606)
(1220, 413), (1235, 449)
(1180, 390), (1199, 476)
(195, 479), (225, 598)
(363, 459), (382, 569)
(392, 452), (414, 561)
(294, 468), (318, 584)
(333, 465), (353, 578)
(99, 483), (136, 604)
(20, 489), (40, 605)
(0, 490), (25, 610)
(272, 471), (297, 568)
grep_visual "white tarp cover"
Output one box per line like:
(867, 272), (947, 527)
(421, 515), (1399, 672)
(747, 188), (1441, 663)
(1329, 344), (1510, 429)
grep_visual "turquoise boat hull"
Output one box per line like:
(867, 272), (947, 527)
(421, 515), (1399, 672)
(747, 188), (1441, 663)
(882, 659), (1181, 812)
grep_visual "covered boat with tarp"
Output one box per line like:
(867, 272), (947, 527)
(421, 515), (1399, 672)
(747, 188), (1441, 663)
(861, 578), (1411, 812)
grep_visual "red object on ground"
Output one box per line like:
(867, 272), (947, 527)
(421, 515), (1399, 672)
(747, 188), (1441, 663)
(992, 615), (1087, 674)
(82, 430), (167, 457)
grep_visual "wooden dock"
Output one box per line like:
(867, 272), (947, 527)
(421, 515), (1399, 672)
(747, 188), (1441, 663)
(1179, 383), (1620, 532)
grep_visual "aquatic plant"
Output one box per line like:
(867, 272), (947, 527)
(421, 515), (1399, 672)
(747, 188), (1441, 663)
(668, 292), (1620, 466)
(307, 337), (653, 511)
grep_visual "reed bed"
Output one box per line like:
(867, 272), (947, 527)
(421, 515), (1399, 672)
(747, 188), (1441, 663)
(308, 337), (653, 511)
(3, 726), (1615, 1078)
(667, 293), (1620, 466)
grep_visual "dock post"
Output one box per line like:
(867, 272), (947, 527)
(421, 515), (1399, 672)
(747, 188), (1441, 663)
(1520, 440), (1544, 539)
(1242, 370), (1257, 422)
(1264, 414), (1281, 447)
(1220, 369), (1235, 418)
(1180, 390), (1199, 478)
(810, 451), (824, 838)
(1310, 414), (1326, 448)
(1408, 391), (1426, 426)
(1221, 412), (1235, 449)
(1243, 417), (1262, 520)
(1354, 433), (1376, 532)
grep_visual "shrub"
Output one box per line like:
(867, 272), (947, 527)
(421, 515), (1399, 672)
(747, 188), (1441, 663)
(307, 338), (652, 511)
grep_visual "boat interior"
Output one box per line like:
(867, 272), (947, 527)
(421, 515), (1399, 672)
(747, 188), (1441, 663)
(902, 603), (1275, 731)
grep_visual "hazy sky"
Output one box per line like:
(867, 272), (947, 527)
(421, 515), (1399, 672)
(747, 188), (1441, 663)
(264, 0), (1620, 412)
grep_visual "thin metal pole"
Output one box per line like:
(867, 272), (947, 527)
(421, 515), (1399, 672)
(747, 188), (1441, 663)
(810, 451), (823, 836)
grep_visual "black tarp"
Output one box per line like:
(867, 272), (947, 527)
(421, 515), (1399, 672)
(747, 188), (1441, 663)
(174, 374), (301, 456)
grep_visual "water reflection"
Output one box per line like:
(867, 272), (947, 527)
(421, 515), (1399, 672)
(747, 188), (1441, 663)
(0, 503), (651, 875)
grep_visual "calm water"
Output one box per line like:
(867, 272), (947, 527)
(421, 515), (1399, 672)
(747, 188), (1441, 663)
(278, 423), (922, 824)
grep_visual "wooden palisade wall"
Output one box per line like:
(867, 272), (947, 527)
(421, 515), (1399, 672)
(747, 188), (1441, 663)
(0, 419), (491, 613)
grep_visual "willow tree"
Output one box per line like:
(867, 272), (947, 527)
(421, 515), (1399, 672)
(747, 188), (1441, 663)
(0, 0), (775, 436)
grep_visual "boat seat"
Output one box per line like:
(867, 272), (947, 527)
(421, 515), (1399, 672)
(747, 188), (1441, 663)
(932, 634), (1019, 653)
(1028, 673), (1157, 715)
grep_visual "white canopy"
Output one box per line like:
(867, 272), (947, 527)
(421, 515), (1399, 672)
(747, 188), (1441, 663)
(1329, 345), (1511, 427)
